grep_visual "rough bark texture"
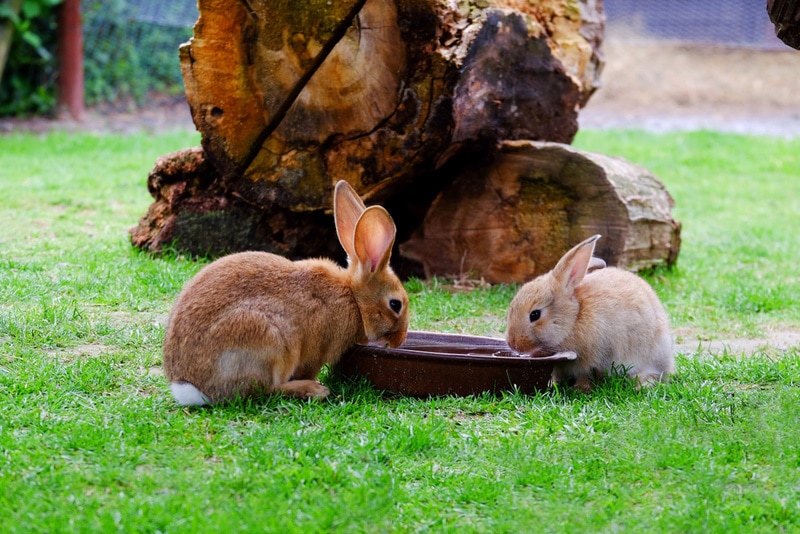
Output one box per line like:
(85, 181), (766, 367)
(400, 141), (681, 283)
(180, 0), (605, 208)
(132, 0), (608, 260)
(132, 0), (683, 281)
(130, 147), (343, 260)
(767, 0), (800, 49)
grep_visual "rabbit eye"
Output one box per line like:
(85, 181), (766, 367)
(389, 299), (402, 314)
(529, 309), (541, 322)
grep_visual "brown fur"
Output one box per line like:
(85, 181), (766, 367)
(506, 235), (674, 392)
(163, 181), (409, 404)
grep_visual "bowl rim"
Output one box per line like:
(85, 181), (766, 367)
(349, 330), (578, 365)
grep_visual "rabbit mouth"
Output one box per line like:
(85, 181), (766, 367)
(511, 337), (558, 358)
(365, 329), (407, 349)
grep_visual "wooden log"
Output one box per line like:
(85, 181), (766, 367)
(133, 0), (605, 256)
(399, 141), (682, 284)
(130, 147), (344, 260)
(767, 0), (800, 49)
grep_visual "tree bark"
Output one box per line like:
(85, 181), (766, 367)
(132, 0), (607, 259)
(400, 141), (681, 283)
(767, 0), (800, 49)
(130, 147), (343, 260)
(133, 0), (682, 282)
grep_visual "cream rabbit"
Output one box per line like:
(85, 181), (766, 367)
(163, 180), (409, 405)
(506, 235), (674, 392)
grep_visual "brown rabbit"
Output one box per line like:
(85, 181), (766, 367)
(505, 235), (674, 392)
(163, 180), (409, 405)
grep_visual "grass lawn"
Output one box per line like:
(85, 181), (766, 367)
(0, 128), (798, 532)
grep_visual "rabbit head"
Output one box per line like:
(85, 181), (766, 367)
(334, 180), (409, 348)
(506, 234), (601, 356)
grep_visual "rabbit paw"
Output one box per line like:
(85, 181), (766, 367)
(277, 380), (331, 399)
(573, 374), (594, 393)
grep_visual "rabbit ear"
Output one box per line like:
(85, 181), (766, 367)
(353, 206), (396, 273)
(334, 180), (367, 260)
(553, 234), (601, 291)
(587, 257), (607, 273)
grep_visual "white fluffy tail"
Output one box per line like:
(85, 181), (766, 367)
(170, 381), (211, 406)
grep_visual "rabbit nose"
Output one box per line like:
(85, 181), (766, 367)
(509, 335), (531, 353)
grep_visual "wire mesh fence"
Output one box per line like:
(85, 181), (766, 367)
(604, 0), (785, 49)
(81, 0), (197, 107)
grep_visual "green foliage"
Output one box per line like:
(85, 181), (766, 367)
(81, 0), (192, 107)
(573, 130), (800, 337)
(0, 0), (63, 116)
(0, 0), (193, 116)
(405, 277), (516, 336)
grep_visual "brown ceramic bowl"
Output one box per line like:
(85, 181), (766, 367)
(333, 330), (577, 397)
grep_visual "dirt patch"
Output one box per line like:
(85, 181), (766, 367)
(674, 329), (800, 356)
(47, 343), (110, 359)
(579, 38), (800, 136)
(0, 94), (195, 135)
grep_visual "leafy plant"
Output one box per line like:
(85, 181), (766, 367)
(0, 0), (63, 116)
(0, 0), (193, 116)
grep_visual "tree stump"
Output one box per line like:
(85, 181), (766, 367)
(400, 141), (681, 283)
(131, 146), (343, 259)
(131, 0), (681, 282)
(131, 0), (607, 260)
(768, 0), (800, 49)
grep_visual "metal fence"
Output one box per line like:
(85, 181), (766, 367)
(604, 0), (784, 49)
(81, 0), (197, 106)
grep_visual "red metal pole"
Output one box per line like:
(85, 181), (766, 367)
(57, 0), (84, 120)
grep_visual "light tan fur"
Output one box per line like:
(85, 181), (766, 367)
(163, 181), (409, 404)
(506, 235), (674, 392)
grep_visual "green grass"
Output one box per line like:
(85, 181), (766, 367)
(1, 129), (799, 532)
(573, 130), (800, 338)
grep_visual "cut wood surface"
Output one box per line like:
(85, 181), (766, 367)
(133, 0), (606, 260)
(179, 0), (604, 212)
(401, 141), (682, 283)
(132, 0), (681, 283)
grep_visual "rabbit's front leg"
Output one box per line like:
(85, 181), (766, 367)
(277, 380), (330, 398)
